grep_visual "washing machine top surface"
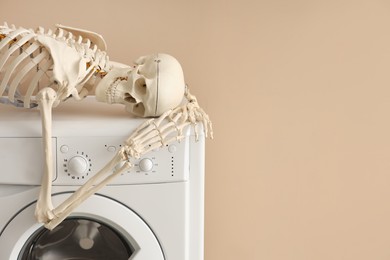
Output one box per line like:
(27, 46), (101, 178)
(0, 96), (144, 137)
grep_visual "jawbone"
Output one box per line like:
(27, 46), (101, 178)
(95, 66), (131, 104)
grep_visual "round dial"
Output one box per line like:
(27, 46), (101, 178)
(68, 156), (89, 176)
(139, 158), (154, 172)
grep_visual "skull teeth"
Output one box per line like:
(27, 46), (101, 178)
(106, 77), (127, 104)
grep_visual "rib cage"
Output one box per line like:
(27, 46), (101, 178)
(0, 22), (110, 108)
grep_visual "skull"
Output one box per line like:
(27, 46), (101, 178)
(95, 53), (185, 117)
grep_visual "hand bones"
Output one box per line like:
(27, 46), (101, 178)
(0, 22), (212, 230)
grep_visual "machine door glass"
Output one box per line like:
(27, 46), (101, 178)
(19, 218), (133, 260)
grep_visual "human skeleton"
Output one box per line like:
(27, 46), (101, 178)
(0, 23), (212, 230)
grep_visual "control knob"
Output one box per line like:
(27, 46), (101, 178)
(68, 156), (89, 177)
(139, 158), (154, 172)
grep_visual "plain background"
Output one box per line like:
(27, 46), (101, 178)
(2, 0), (390, 259)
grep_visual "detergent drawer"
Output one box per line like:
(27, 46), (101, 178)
(0, 137), (57, 185)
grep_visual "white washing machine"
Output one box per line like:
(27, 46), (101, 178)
(0, 97), (205, 260)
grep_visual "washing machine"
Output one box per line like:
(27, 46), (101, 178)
(0, 97), (205, 260)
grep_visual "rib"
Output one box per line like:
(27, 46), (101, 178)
(24, 58), (53, 107)
(0, 42), (40, 97)
(8, 50), (49, 102)
(0, 27), (29, 52)
(0, 34), (35, 73)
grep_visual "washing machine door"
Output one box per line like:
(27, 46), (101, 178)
(0, 193), (165, 260)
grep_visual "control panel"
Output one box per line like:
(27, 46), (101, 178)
(0, 135), (190, 186)
(56, 136), (190, 185)
(0, 98), (197, 186)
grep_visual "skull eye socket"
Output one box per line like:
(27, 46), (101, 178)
(134, 78), (147, 95)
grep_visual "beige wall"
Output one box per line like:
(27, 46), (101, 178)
(3, 0), (390, 259)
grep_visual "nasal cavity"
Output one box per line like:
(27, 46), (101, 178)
(124, 93), (137, 103)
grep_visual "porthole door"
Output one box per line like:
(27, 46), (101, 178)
(0, 193), (165, 260)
